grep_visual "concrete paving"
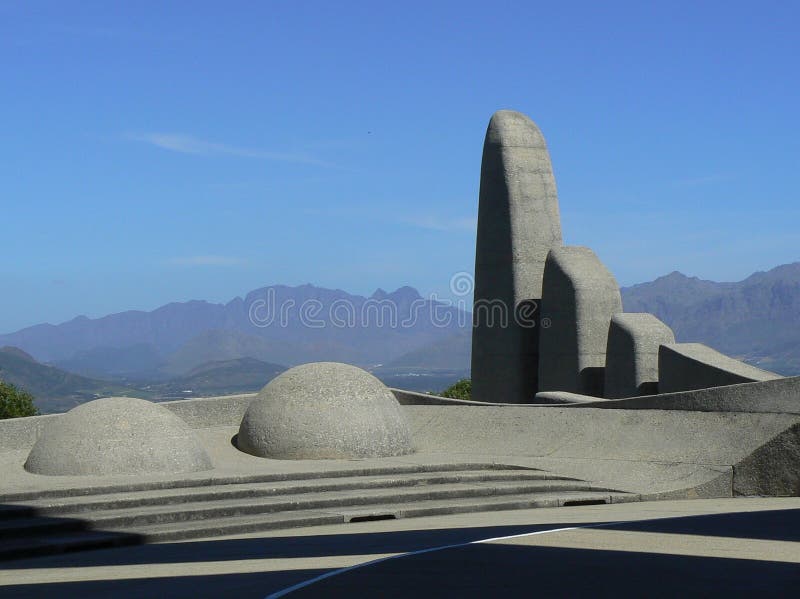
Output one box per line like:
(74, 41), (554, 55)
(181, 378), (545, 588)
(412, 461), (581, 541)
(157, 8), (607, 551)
(1, 498), (798, 597)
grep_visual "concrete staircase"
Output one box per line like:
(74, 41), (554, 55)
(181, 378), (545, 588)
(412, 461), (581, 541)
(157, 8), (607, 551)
(0, 463), (631, 560)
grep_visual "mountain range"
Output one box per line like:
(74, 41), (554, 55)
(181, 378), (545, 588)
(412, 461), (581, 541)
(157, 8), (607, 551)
(0, 285), (468, 379)
(621, 263), (800, 374)
(2, 262), (800, 412)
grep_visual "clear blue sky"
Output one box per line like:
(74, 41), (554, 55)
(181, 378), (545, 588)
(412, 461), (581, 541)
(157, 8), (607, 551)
(2, 1), (798, 332)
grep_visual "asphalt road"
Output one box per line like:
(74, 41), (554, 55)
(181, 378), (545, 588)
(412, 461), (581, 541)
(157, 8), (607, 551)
(1, 498), (799, 598)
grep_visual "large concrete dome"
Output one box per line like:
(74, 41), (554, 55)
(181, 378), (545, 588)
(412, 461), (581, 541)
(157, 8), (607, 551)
(238, 362), (414, 459)
(25, 397), (212, 476)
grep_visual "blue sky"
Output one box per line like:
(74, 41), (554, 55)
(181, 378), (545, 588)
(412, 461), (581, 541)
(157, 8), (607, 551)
(1, 1), (798, 332)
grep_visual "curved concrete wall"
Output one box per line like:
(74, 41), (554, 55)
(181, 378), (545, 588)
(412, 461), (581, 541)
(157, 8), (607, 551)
(471, 110), (562, 404)
(659, 343), (781, 393)
(538, 246), (622, 396)
(605, 313), (675, 398)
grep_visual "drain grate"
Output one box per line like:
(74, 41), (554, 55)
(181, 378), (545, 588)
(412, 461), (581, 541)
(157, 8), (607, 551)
(348, 514), (397, 523)
(562, 499), (608, 507)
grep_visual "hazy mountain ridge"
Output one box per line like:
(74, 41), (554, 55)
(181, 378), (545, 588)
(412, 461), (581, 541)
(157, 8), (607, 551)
(0, 284), (469, 378)
(620, 262), (800, 373)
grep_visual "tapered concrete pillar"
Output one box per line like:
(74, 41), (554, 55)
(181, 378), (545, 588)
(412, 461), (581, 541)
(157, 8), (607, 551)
(471, 110), (563, 403)
(538, 246), (622, 397)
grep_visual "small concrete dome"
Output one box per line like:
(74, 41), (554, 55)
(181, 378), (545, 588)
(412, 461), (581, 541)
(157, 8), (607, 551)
(25, 397), (212, 476)
(238, 362), (413, 459)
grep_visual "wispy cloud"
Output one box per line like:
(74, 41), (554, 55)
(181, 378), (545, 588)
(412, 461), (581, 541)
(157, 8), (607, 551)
(401, 215), (478, 232)
(166, 255), (245, 267)
(129, 133), (335, 167)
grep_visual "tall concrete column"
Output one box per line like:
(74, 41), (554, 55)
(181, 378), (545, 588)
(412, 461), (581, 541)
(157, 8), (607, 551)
(471, 110), (563, 403)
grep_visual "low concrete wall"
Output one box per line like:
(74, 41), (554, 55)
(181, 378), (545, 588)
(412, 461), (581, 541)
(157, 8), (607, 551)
(391, 388), (501, 406)
(0, 394), (257, 452)
(659, 343), (781, 393)
(162, 393), (256, 428)
(0, 413), (58, 451)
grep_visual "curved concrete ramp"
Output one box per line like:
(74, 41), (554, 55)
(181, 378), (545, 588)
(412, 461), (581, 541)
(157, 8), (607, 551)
(539, 375), (800, 415)
(659, 343), (781, 393)
(406, 404), (800, 497)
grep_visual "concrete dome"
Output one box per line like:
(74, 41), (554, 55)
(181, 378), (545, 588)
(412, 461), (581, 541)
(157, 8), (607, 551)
(238, 362), (413, 459)
(25, 397), (212, 476)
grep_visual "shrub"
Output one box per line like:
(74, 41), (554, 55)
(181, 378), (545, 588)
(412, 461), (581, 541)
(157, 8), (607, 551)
(440, 379), (471, 401)
(0, 380), (39, 419)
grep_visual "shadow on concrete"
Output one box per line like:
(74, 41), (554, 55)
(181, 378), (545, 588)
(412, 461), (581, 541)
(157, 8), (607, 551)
(3, 542), (798, 598)
(285, 543), (800, 598)
(0, 522), (593, 569)
(4, 509), (800, 597)
(0, 568), (332, 599)
(0, 503), (142, 562)
(599, 508), (800, 542)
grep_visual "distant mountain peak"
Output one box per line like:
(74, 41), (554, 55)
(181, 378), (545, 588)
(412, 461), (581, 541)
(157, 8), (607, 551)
(370, 286), (422, 302)
(660, 271), (690, 281)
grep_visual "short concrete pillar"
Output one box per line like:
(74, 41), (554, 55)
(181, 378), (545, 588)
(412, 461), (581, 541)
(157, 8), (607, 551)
(538, 246), (622, 396)
(605, 313), (675, 398)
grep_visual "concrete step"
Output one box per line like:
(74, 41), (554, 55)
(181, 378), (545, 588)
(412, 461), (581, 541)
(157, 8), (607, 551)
(119, 490), (628, 543)
(0, 462), (532, 502)
(21, 469), (578, 515)
(78, 479), (608, 529)
(0, 464), (633, 562)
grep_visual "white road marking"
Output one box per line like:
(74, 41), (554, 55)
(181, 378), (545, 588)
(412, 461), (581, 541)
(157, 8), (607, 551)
(265, 521), (626, 598)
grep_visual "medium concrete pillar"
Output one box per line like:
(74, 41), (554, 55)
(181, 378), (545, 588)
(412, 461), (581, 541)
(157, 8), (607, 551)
(605, 313), (675, 398)
(538, 246), (622, 396)
(471, 110), (563, 403)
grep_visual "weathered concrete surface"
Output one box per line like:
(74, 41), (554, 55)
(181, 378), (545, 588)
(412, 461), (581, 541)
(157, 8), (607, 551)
(4, 382), (800, 502)
(605, 313), (675, 398)
(238, 363), (413, 459)
(471, 110), (563, 404)
(538, 246), (623, 396)
(659, 342), (782, 393)
(24, 397), (212, 477)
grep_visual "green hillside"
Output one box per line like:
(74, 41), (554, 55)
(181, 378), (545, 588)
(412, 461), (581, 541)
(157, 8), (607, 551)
(0, 346), (150, 413)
